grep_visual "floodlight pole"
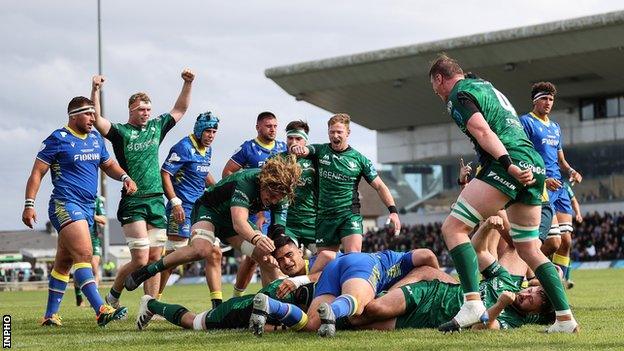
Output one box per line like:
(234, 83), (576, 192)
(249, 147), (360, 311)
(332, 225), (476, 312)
(97, 0), (110, 265)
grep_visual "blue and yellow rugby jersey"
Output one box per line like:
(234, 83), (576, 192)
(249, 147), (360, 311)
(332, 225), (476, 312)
(37, 126), (110, 204)
(371, 250), (414, 291)
(519, 112), (563, 180)
(161, 135), (212, 204)
(230, 138), (287, 169)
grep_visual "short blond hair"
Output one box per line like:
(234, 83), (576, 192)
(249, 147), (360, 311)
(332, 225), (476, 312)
(128, 92), (151, 108)
(259, 155), (302, 203)
(328, 113), (351, 129)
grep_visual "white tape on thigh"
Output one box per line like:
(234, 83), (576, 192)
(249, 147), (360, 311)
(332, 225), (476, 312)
(240, 240), (256, 257)
(559, 223), (573, 233)
(165, 239), (189, 251)
(190, 229), (216, 244)
(450, 196), (483, 229)
(126, 237), (150, 250)
(193, 311), (208, 330)
(147, 228), (167, 247)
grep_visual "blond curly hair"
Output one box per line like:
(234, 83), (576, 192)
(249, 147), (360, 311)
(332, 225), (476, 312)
(259, 155), (302, 203)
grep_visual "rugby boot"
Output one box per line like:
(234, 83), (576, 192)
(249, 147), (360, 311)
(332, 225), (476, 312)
(317, 302), (336, 338)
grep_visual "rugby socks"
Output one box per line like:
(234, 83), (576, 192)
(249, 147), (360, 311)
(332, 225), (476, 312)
(210, 291), (223, 309)
(147, 299), (188, 327)
(330, 294), (358, 319)
(45, 269), (69, 318)
(535, 262), (570, 312)
(552, 253), (569, 279)
(266, 296), (308, 330)
(147, 258), (166, 275)
(73, 263), (104, 314)
(449, 242), (480, 294)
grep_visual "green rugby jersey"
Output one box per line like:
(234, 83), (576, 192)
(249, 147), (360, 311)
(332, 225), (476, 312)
(106, 113), (175, 197)
(197, 169), (287, 226)
(90, 196), (106, 237)
(307, 143), (377, 217)
(447, 79), (535, 165)
(274, 153), (317, 225)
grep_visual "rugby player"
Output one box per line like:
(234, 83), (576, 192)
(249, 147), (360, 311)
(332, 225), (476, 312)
(428, 54), (577, 333)
(158, 112), (221, 307)
(23, 94), (136, 326)
(91, 70), (195, 307)
(222, 111), (287, 296)
(125, 156), (301, 327)
(249, 238), (439, 337)
(289, 113), (401, 253)
(519, 83), (583, 282)
(348, 216), (555, 331)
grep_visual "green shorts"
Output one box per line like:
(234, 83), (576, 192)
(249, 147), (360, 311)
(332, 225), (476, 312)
(475, 148), (546, 206)
(91, 233), (102, 257)
(315, 212), (363, 247)
(191, 203), (257, 240)
(117, 194), (167, 228)
(286, 215), (316, 246)
(395, 280), (463, 329)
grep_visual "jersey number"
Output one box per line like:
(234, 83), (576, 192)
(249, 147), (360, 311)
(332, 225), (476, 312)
(493, 88), (517, 116)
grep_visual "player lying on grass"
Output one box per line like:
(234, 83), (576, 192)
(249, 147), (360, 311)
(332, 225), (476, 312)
(249, 238), (440, 337)
(347, 215), (555, 332)
(134, 235), (437, 332)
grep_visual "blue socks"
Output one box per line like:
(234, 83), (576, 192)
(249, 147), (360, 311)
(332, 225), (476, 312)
(266, 296), (308, 330)
(73, 263), (104, 314)
(45, 269), (69, 318)
(330, 294), (358, 319)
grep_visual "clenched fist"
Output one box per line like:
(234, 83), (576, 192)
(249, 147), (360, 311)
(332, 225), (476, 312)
(181, 68), (195, 83)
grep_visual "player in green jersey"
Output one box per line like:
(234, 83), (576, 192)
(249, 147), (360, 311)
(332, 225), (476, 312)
(428, 55), (576, 333)
(124, 157), (301, 309)
(281, 120), (317, 248)
(289, 113), (401, 253)
(91, 70), (195, 307)
(348, 216), (554, 331)
(135, 278), (314, 331)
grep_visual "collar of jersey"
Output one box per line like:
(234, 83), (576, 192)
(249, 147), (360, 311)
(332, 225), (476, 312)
(255, 138), (275, 150)
(189, 134), (207, 156)
(329, 144), (352, 154)
(64, 125), (88, 139)
(529, 112), (550, 126)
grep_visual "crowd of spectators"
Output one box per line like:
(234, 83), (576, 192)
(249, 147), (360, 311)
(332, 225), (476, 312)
(362, 211), (624, 266)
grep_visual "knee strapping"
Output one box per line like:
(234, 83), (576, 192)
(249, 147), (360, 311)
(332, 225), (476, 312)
(126, 237), (150, 250)
(549, 224), (561, 237)
(193, 311), (208, 330)
(450, 197), (483, 228)
(510, 223), (539, 243)
(559, 222), (573, 233)
(148, 229), (167, 247)
(190, 229), (216, 244)
(165, 239), (189, 251)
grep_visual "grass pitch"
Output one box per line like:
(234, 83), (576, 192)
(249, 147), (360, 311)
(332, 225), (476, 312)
(2, 269), (624, 350)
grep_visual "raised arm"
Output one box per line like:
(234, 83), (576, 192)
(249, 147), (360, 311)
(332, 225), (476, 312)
(22, 160), (50, 228)
(91, 75), (112, 136)
(169, 68), (195, 122)
(471, 215), (504, 271)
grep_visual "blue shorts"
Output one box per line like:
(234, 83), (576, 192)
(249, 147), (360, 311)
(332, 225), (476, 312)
(374, 250), (415, 291)
(314, 253), (378, 298)
(548, 187), (574, 215)
(249, 210), (271, 235)
(48, 199), (94, 233)
(166, 202), (193, 238)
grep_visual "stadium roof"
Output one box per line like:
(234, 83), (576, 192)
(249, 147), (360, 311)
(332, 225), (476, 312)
(266, 10), (624, 131)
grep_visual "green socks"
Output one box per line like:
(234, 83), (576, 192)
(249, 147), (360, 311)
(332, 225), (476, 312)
(147, 299), (189, 327)
(449, 242), (480, 294)
(147, 258), (166, 275)
(535, 262), (570, 312)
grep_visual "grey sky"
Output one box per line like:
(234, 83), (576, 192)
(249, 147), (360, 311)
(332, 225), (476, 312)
(2, 0), (622, 230)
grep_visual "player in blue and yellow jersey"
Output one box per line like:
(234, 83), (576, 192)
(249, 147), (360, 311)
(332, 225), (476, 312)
(222, 111), (287, 296)
(250, 236), (439, 337)
(158, 112), (220, 307)
(519, 82), (583, 285)
(22, 94), (137, 327)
